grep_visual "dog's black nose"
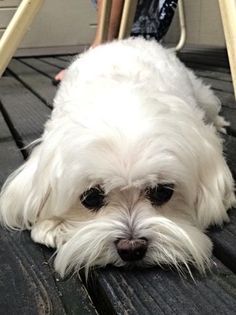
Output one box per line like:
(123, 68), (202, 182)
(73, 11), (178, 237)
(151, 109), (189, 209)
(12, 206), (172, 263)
(115, 238), (148, 261)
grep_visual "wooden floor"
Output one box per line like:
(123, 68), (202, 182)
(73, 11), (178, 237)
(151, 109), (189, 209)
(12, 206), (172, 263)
(0, 49), (236, 315)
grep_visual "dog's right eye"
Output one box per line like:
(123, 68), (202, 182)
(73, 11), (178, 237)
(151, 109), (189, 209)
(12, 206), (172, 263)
(145, 184), (174, 206)
(80, 186), (105, 211)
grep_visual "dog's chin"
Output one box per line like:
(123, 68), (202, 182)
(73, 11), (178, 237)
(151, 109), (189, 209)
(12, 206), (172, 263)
(54, 215), (213, 278)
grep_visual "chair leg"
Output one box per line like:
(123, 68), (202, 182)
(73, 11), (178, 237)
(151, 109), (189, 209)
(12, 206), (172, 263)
(98, 0), (138, 42)
(218, 0), (236, 99)
(175, 0), (187, 51)
(0, 0), (44, 77)
(96, 0), (113, 44)
(118, 0), (138, 40)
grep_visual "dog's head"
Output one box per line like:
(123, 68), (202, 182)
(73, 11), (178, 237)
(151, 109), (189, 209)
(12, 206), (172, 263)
(50, 82), (234, 277)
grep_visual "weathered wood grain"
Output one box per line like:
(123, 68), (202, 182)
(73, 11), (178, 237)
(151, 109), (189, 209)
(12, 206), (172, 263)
(88, 261), (236, 315)
(56, 55), (75, 63)
(0, 228), (97, 315)
(194, 69), (232, 82)
(223, 136), (236, 175)
(19, 58), (60, 78)
(210, 208), (236, 274)
(0, 107), (96, 314)
(214, 90), (236, 108)
(0, 111), (22, 185)
(0, 77), (50, 147)
(200, 77), (234, 94)
(178, 51), (230, 68)
(39, 57), (70, 69)
(7, 59), (57, 107)
(182, 61), (231, 74)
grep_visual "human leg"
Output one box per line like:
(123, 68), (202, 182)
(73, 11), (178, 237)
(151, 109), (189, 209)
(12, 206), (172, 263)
(53, 0), (124, 84)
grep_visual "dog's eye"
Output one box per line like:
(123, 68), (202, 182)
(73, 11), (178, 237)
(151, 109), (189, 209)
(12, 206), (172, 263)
(145, 184), (174, 206)
(80, 186), (105, 211)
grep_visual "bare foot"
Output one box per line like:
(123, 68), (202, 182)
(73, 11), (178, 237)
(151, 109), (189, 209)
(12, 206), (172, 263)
(55, 69), (66, 81)
(53, 42), (99, 85)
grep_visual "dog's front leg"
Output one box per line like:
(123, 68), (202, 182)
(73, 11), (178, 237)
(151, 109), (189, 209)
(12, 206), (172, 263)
(31, 218), (72, 248)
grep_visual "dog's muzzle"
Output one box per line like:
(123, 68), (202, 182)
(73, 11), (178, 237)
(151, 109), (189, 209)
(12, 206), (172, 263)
(115, 238), (148, 262)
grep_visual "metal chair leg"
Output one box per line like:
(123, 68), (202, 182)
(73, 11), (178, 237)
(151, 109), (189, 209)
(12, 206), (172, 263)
(0, 0), (44, 78)
(118, 0), (138, 39)
(98, 0), (138, 43)
(175, 0), (187, 51)
(96, 0), (113, 44)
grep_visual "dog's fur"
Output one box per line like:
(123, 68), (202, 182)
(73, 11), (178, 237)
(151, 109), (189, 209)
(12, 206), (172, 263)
(0, 38), (235, 277)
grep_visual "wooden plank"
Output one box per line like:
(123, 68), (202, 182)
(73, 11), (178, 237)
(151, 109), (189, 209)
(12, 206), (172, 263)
(181, 47), (228, 57)
(209, 136), (236, 272)
(39, 56), (70, 69)
(199, 76), (234, 94)
(7, 58), (57, 107)
(19, 58), (60, 77)
(0, 229), (66, 315)
(194, 69), (232, 82)
(88, 260), (236, 315)
(214, 90), (236, 108)
(183, 61), (231, 74)
(0, 125), (24, 177)
(43, 247), (97, 315)
(0, 83), (97, 315)
(57, 55), (75, 63)
(0, 111), (22, 185)
(0, 228), (97, 315)
(0, 114), (66, 315)
(223, 136), (236, 174)
(210, 208), (236, 274)
(221, 107), (236, 136)
(178, 52), (230, 68)
(0, 77), (50, 146)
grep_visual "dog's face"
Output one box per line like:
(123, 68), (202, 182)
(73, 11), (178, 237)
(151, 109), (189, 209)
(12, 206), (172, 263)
(62, 182), (212, 275)
(52, 93), (225, 276)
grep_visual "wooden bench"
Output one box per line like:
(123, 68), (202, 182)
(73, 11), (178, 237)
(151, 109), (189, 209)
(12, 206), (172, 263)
(0, 50), (236, 314)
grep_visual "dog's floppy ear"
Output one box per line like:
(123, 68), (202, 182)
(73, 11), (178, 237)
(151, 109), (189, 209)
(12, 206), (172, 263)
(0, 144), (53, 229)
(195, 146), (235, 229)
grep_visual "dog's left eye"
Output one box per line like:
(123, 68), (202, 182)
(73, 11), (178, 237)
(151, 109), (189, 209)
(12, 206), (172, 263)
(80, 186), (105, 211)
(145, 184), (174, 206)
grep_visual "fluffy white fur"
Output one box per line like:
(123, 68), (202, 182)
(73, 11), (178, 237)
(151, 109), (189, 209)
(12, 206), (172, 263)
(0, 38), (235, 277)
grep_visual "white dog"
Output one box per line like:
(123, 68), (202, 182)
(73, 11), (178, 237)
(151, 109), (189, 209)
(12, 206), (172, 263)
(0, 38), (235, 277)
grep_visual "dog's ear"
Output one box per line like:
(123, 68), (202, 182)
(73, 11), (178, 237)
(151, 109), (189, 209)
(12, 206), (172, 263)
(195, 147), (235, 229)
(0, 144), (53, 229)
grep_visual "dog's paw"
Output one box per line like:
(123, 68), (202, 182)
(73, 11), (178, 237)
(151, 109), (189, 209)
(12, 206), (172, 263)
(31, 219), (67, 248)
(213, 115), (230, 134)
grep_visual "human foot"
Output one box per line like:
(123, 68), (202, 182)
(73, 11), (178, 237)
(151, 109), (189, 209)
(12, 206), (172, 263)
(52, 69), (66, 86)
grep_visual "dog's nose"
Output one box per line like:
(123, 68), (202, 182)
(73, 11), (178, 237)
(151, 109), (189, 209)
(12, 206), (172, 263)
(115, 238), (148, 262)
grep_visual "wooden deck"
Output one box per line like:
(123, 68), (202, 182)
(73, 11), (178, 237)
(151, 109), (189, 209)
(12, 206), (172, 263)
(0, 49), (236, 314)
